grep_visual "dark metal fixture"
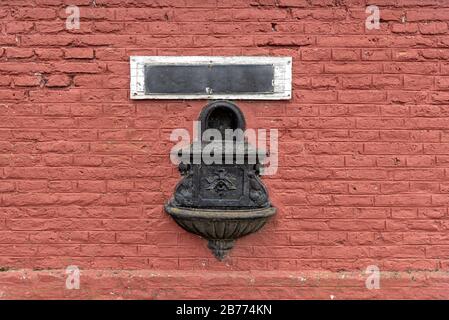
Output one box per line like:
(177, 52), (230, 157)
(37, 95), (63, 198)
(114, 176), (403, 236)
(165, 100), (276, 260)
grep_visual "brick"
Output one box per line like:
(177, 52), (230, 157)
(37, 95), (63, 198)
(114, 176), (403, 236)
(372, 75), (402, 89)
(63, 48), (95, 59)
(332, 49), (360, 61)
(6, 22), (34, 34)
(13, 8), (57, 20)
(339, 90), (386, 103)
(418, 22), (448, 35)
(117, 232), (146, 243)
(233, 8), (288, 21)
(5, 48), (34, 59)
(0, 0), (445, 300)
(341, 75), (372, 89)
(277, 0), (308, 7)
(392, 23), (419, 34)
(325, 63), (382, 74)
(0, 90), (27, 101)
(13, 75), (41, 87)
(301, 48), (331, 61)
(34, 48), (63, 60)
(404, 75), (433, 90)
(435, 76), (449, 90)
(52, 62), (105, 74)
(362, 49), (391, 61)
(45, 74), (71, 87)
(304, 22), (332, 34)
(114, 8), (171, 21)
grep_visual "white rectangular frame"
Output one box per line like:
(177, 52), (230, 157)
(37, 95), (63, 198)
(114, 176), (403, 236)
(130, 56), (292, 100)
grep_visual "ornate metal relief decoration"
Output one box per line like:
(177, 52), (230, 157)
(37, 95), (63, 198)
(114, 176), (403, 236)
(165, 100), (276, 260)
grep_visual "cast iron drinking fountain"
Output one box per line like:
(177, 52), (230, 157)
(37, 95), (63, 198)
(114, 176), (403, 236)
(165, 100), (276, 260)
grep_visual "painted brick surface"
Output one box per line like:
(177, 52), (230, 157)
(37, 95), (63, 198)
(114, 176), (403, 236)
(1, 0), (449, 299)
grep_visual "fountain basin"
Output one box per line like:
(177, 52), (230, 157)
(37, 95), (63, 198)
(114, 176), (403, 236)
(165, 204), (276, 260)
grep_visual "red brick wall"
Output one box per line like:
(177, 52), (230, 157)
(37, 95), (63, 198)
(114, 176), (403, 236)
(1, 0), (449, 299)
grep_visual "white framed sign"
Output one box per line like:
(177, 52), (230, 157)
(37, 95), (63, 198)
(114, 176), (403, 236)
(130, 56), (292, 100)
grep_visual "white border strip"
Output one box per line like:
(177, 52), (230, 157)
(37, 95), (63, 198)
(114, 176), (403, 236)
(130, 56), (292, 100)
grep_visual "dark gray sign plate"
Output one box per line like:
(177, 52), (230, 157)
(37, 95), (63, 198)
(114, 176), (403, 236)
(144, 64), (274, 95)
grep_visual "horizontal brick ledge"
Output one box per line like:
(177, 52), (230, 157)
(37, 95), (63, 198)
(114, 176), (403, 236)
(0, 269), (448, 299)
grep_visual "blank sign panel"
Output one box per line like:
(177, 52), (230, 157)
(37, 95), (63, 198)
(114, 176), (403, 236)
(144, 64), (274, 95)
(130, 56), (292, 100)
